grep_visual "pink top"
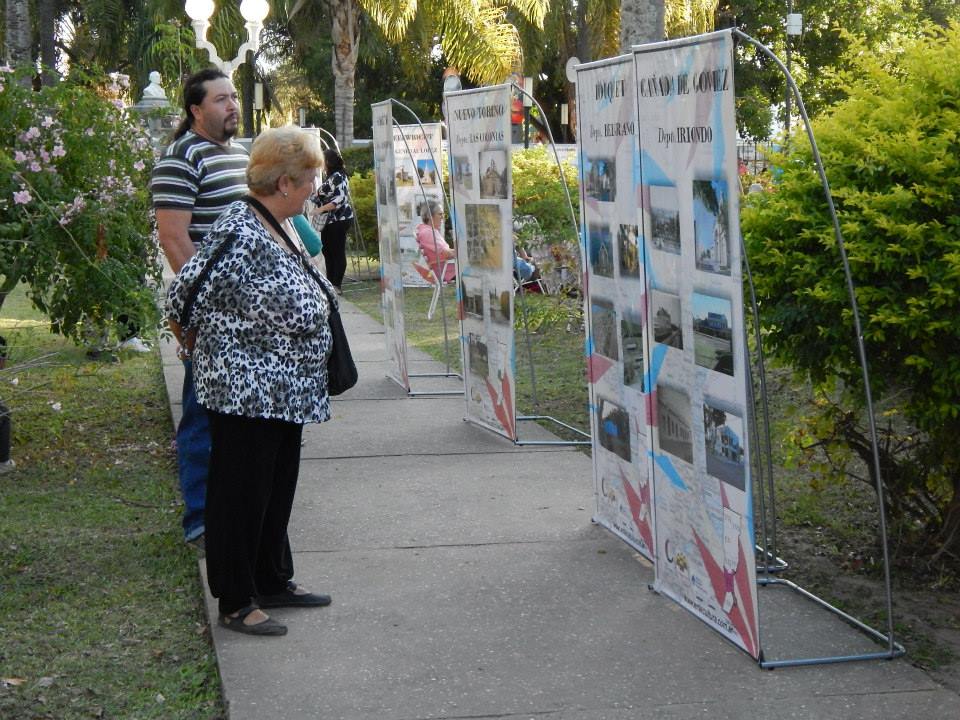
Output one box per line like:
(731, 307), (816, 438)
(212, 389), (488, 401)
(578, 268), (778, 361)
(415, 223), (456, 282)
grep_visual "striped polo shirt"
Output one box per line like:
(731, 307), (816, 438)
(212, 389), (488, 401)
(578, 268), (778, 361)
(150, 131), (249, 245)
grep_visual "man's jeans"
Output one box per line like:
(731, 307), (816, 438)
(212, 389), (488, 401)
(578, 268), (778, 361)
(178, 360), (209, 541)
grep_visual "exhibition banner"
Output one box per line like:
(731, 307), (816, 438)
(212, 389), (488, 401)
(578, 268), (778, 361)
(393, 123), (445, 287)
(576, 55), (656, 560)
(445, 85), (517, 440)
(372, 101), (410, 390)
(634, 31), (759, 658)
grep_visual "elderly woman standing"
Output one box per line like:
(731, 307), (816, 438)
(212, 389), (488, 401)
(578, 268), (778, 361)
(166, 126), (336, 636)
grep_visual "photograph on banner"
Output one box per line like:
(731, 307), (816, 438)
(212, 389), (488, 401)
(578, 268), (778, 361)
(444, 85), (516, 440)
(372, 101), (410, 389)
(576, 55), (655, 559)
(633, 32), (757, 659)
(392, 123), (445, 287)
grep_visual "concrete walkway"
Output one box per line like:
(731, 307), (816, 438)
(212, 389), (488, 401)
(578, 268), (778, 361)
(159, 292), (959, 720)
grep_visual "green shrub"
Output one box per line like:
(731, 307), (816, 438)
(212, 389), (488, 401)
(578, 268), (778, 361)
(512, 146), (579, 246)
(342, 144), (374, 174)
(0, 69), (158, 343)
(741, 23), (960, 561)
(348, 170), (379, 259)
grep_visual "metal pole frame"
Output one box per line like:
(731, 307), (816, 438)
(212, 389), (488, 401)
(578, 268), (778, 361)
(741, 234), (788, 575)
(508, 82), (590, 447)
(388, 105), (461, 396)
(731, 27), (904, 668)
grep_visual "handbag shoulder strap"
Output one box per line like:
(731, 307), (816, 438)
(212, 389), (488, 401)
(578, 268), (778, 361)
(242, 195), (336, 306)
(181, 233), (236, 328)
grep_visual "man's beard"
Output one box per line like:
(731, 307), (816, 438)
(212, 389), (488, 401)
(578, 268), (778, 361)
(222, 116), (238, 139)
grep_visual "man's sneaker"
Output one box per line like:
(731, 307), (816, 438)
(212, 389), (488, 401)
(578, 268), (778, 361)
(0, 459), (15, 474)
(186, 533), (205, 554)
(119, 337), (151, 353)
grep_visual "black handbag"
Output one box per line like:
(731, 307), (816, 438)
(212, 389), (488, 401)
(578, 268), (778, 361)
(243, 196), (358, 396)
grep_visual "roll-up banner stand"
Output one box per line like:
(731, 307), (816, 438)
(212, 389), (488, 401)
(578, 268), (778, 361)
(576, 55), (656, 561)
(635, 31), (759, 659)
(445, 85), (518, 441)
(576, 31), (760, 659)
(393, 123), (445, 287)
(372, 100), (411, 391)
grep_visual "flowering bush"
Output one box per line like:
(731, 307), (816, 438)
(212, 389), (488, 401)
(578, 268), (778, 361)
(0, 67), (159, 344)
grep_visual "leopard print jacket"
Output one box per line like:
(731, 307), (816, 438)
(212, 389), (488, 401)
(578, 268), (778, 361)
(166, 200), (335, 425)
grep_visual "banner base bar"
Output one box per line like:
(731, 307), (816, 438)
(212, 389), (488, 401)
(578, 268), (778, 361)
(406, 372), (463, 397)
(755, 544), (789, 573)
(408, 372), (462, 379)
(515, 415), (591, 446)
(757, 577), (905, 669)
(385, 374), (410, 394)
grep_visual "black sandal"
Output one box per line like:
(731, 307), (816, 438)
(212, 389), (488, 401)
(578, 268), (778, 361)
(258, 581), (332, 609)
(218, 604), (287, 636)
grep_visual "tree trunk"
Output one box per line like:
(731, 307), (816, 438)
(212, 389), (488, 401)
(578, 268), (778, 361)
(5, 0), (32, 69)
(37, 0), (59, 85)
(575, 0), (591, 64)
(240, 58), (255, 138)
(932, 467), (960, 563)
(330, 0), (360, 148)
(620, 0), (664, 51)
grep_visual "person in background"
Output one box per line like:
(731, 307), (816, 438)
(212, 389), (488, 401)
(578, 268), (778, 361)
(166, 126), (335, 636)
(312, 148), (354, 295)
(150, 68), (249, 550)
(415, 200), (456, 283)
(514, 246), (541, 284)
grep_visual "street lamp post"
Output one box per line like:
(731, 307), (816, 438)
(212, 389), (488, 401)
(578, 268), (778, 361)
(785, 8), (802, 135)
(523, 76), (533, 149)
(184, 0), (270, 78)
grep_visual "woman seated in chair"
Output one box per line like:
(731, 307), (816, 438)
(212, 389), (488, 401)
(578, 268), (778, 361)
(514, 246), (541, 284)
(415, 200), (457, 283)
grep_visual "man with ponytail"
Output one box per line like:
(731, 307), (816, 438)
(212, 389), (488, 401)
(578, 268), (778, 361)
(150, 68), (250, 549)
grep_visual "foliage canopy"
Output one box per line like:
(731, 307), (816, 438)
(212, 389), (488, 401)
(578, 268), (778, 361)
(742, 23), (960, 559)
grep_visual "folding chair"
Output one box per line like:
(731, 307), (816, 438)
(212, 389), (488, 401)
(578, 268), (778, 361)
(514, 274), (548, 295)
(412, 256), (457, 319)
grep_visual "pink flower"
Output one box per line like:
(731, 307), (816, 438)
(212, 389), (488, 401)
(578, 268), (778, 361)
(29, 162), (41, 172)
(13, 190), (31, 205)
(41, 116), (54, 128)
(51, 145), (65, 158)
(24, 127), (40, 140)
(13, 151), (27, 163)
(133, 160), (145, 171)
(40, 150), (50, 163)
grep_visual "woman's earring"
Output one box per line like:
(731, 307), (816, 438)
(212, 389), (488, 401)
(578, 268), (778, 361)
(282, 191), (289, 197)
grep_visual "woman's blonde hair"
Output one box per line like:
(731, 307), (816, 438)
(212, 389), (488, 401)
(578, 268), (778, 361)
(247, 126), (323, 195)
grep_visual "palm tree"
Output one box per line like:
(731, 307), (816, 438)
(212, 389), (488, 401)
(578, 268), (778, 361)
(620, 0), (664, 48)
(291, 0), (547, 146)
(620, 0), (718, 49)
(5, 0), (32, 68)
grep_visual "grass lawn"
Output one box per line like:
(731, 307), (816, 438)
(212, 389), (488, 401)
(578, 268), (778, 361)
(0, 285), (224, 719)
